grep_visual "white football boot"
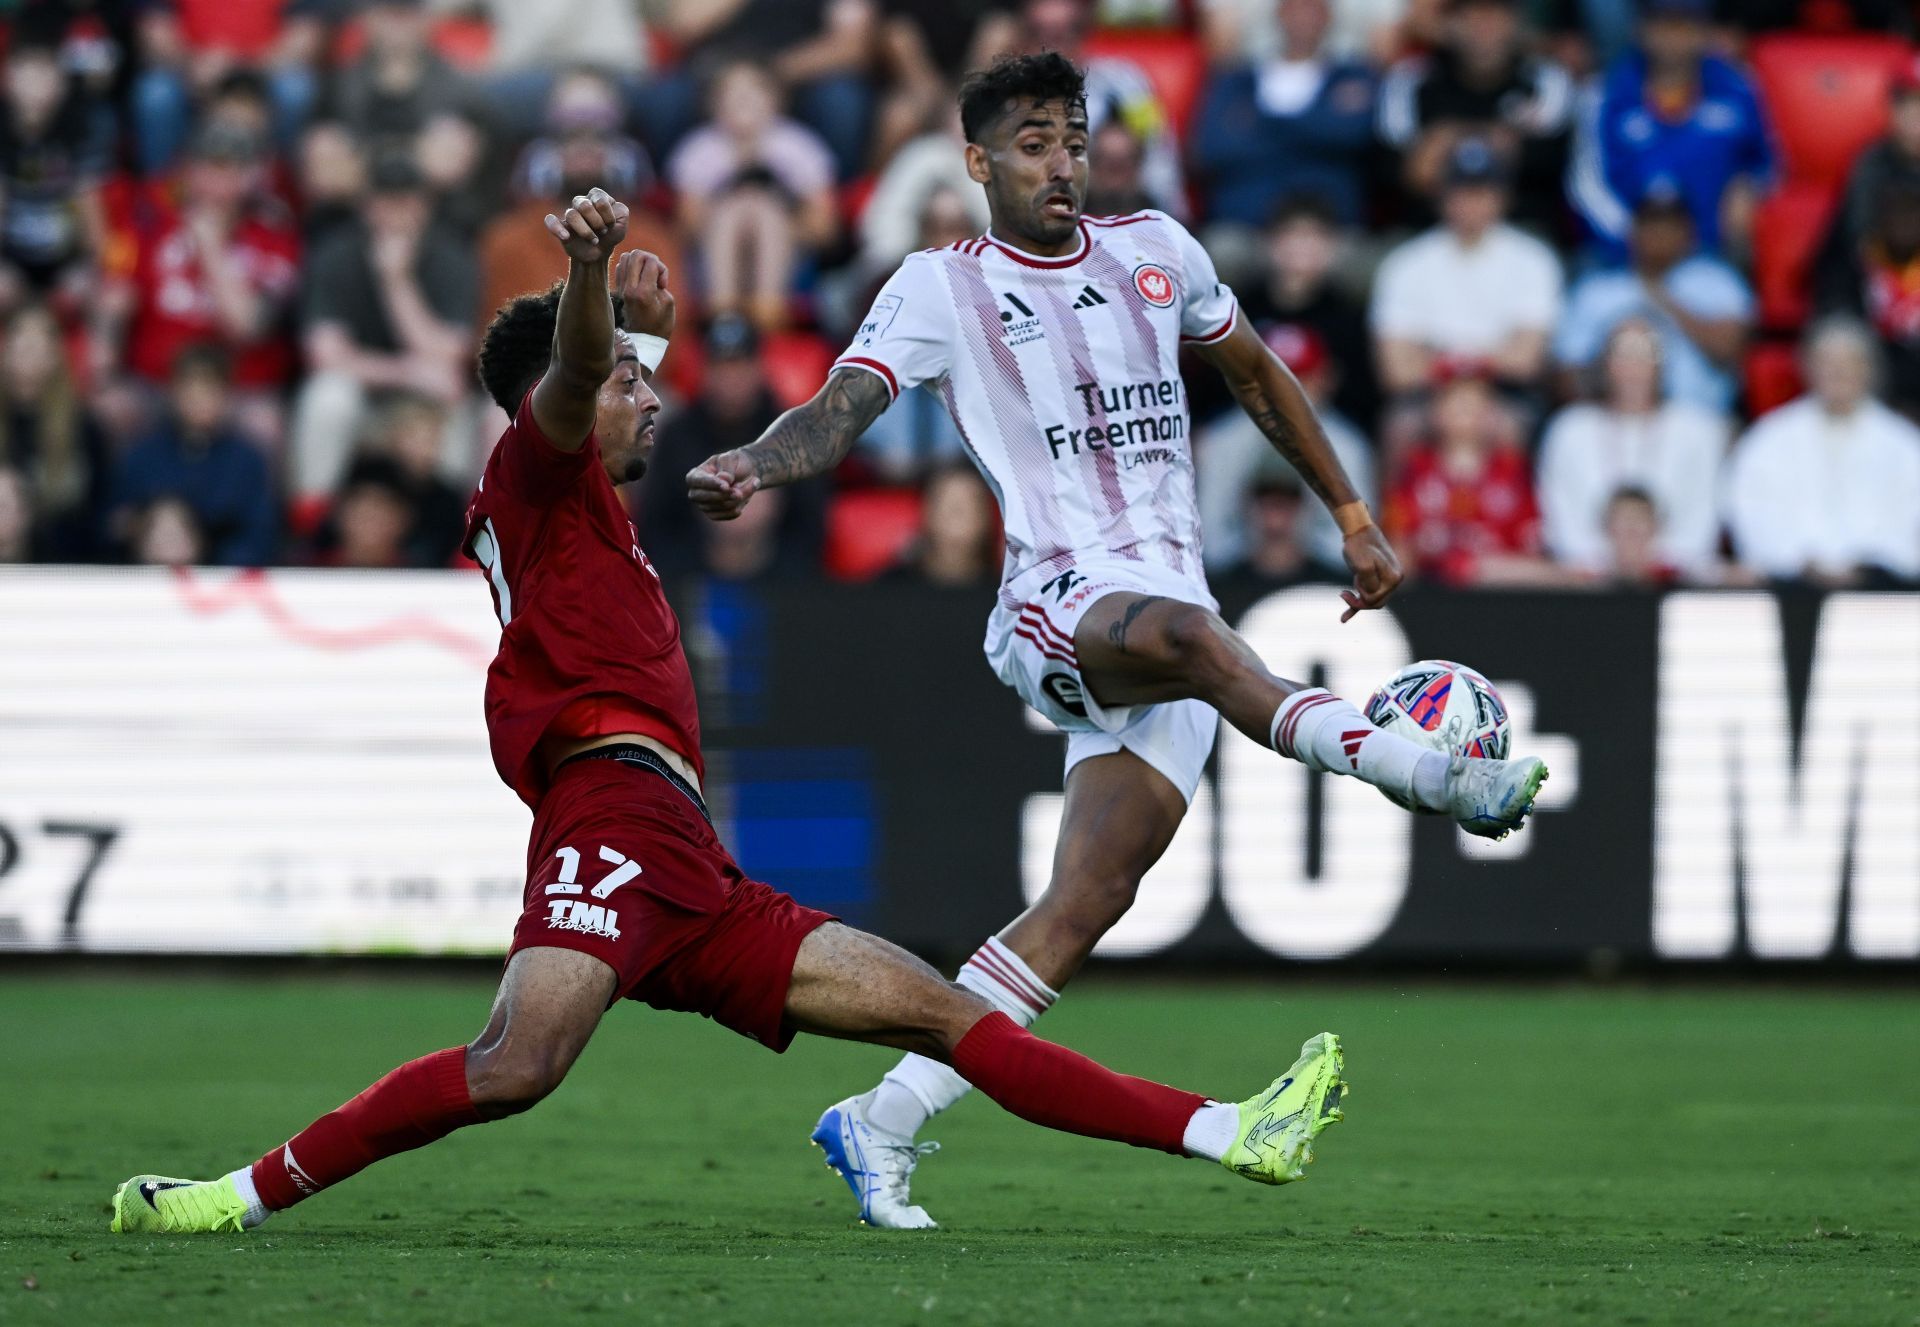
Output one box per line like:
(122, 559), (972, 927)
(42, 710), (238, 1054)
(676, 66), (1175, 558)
(810, 1093), (940, 1230)
(1443, 755), (1548, 840)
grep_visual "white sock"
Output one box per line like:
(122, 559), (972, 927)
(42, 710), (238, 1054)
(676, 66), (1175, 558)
(1181, 1102), (1240, 1162)
(867, 935), (1059, 1140)
(1269, 688), (1451, 811)
(226, 1166), (270, 1229)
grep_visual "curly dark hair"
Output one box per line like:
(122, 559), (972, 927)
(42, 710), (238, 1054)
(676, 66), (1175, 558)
(958, 53), (1087, 145)
(475, 283), (628, 415)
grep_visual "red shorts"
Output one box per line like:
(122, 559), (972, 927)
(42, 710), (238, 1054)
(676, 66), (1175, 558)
(507, 753), (835, 1051)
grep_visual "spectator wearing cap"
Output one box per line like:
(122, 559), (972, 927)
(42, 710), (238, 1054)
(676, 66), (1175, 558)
(93, 116), (301, 454)
(110, 345), (277, 567)
(1377, 0), (1574, 231)
(291, 148), (477, 504)
(1818, 178), (1920, 420)
(1237, 195), (1378, 431)
(637, 315), (825, 572)
(479, 71), (681, 327)
(1555, 186), (1751, 413)
(1370, 137), (1564, 402)
(1191, 0), (1377, 233)
(0, 30), (107, 313)
(1537, 317), (1728, 577)
(1567, 0), (1775, 262)
(667, 61), (839, 332)
(1382, 361), (1549, 586)
(1723, 317), (1920, 586)
(1198, 323), (1374, 578)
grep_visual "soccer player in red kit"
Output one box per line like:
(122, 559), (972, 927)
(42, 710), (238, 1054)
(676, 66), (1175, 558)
(108, 189), (1348, 1237)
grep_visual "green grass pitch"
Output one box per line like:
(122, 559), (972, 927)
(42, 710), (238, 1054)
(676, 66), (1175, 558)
(2, 972), (1914, 1325)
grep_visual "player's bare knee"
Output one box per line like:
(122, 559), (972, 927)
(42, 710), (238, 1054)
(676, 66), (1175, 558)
(923, 983), (996, 1061)
(463, 1041), (567, 1118)
(1041, 865), (1142, 935)
(1158, 603), (1238, 683)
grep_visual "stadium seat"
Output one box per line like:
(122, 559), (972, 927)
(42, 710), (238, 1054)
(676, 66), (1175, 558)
(823, 488), (923, 582)
(1083, 29), (1207, 141)
(1744, 341), (1804, 416)
(1752, 180), (1837, 332)
(1749, 33), (1913, 189)
(760, 331), (835, 411)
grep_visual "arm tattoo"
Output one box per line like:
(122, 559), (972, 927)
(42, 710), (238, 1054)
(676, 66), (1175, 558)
(1108, 595), (1169, 653)
(1244, 387), (1339, 509)
(741, 368), (892, 486)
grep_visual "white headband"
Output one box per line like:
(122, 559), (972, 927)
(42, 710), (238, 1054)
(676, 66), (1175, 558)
(626, 331), (669, 374)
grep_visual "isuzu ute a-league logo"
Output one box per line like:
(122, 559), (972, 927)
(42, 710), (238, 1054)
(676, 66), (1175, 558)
(1132, 263), (1175, 307)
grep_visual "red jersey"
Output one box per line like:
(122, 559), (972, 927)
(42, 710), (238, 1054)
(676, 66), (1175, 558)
(1384, 445), (1542, 585)
(464, 388), (704, 809)
(119, 203), (301, 388)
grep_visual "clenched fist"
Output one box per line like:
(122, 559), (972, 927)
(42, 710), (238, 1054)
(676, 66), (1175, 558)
(614, 249), (674, 341)
(686, 450), (761, 521)
(544, 187), (628, 265)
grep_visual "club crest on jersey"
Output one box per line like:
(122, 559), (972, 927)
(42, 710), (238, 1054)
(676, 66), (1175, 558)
(1132, 263), (1175, 308)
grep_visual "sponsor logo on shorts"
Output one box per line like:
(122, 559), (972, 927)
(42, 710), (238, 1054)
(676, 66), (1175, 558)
(1040, 672), (1089, 718)
(546, 899), (622, 941)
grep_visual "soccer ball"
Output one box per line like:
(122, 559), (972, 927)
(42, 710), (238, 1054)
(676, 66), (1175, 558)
(1364, 660), (1512, 810)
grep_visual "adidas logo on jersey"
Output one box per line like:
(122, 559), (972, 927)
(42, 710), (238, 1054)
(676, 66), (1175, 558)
(1071, 285), (1107, 310)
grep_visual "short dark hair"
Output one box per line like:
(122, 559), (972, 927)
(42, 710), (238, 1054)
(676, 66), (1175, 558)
(476, 283), (629, 414)
(1268, 193), (1341, 232)
(958, 53), (1087, 144)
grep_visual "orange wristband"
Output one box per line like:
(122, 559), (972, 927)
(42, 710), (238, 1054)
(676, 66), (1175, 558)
(1333, 501), (1374, 537)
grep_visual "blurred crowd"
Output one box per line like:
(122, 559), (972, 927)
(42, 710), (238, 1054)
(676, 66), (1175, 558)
(0, 0), (1917, 591)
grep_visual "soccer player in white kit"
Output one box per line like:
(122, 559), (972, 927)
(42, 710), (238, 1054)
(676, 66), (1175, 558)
(688, 54), (1548, 1229)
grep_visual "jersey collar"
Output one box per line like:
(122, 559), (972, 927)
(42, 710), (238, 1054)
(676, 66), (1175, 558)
(980, 223), (1090, 269)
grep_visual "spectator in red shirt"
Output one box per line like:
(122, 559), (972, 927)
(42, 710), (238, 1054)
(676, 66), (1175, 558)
(1383, 362), (1549, 585)
(95, 119), (301, 455)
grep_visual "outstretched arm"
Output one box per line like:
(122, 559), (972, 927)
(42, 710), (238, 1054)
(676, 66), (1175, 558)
(530, 188), (630, 452)
(1195, 317), (1403, 621)
(686, 366), (892, 520)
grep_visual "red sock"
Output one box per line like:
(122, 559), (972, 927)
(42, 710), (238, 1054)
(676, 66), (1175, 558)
(950, 1012), (1205, 1155)
(251, 1046), (481, 1210)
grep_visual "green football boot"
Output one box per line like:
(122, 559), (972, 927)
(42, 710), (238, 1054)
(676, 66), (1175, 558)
(109, 1174), (252, 1234)
(1222, 1032), (1348, 1185)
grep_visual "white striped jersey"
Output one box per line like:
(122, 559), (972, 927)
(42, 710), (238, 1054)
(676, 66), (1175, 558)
(836, 210), (1238, 602)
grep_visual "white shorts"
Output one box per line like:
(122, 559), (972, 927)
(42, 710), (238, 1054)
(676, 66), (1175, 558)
(983, 559), (1221, 803)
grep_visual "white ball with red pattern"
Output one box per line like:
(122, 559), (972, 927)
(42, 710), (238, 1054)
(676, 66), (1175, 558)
(1364, 660), (1512, 810)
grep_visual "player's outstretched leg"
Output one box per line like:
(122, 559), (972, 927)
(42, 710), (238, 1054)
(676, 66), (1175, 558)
(786, 922), (1349, 1224)
(817, 750), (1184, 1228)
(1075, 593), (1547, 840)
(108, 947), (613, 1234)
